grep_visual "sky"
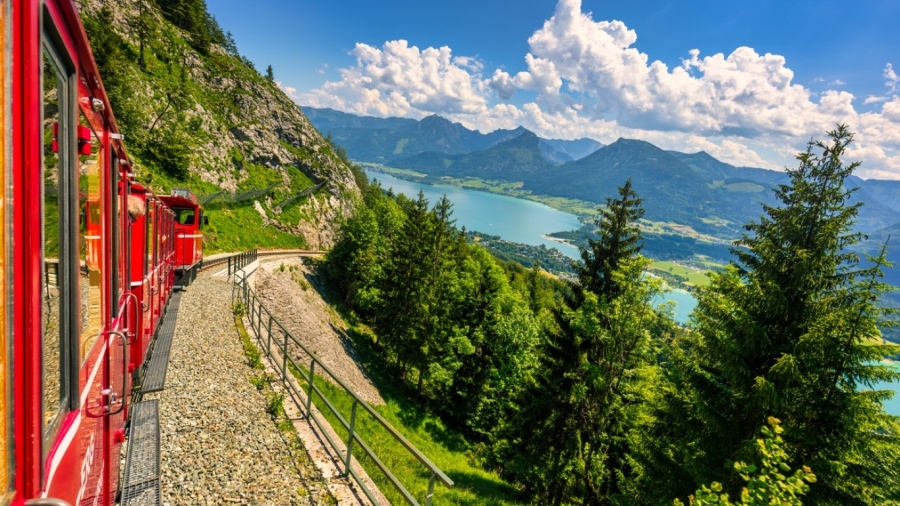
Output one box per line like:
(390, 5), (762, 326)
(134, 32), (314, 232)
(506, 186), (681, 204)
(207, 0), (900, 179)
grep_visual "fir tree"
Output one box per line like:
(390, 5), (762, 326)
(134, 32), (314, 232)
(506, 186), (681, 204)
(575, 178), (644, 301)
(644, 126), (900, 504)
(507, 181), (663, 504)
(378, 191), (434, 379)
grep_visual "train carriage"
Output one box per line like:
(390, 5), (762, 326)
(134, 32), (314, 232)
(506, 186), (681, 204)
(2, 0), (190, 504)
(160, 188), (204, 289)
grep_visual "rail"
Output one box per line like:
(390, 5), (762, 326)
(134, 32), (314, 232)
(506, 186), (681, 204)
(228, 249), (257, 276)
(200, 249), (325, 274)
(226, 251), (453, 505)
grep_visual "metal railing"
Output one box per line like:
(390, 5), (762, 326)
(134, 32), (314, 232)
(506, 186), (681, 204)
(228, 253), (453, 505)
(227, 249), (258, 277)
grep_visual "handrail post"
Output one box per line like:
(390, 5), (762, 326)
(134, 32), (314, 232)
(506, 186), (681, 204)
(266, 315), (273, 356)
(249, 294), (256, 328)
(228, 256), (231, 276)
(282, 329), (289, 382)
(255, 301), (262, 336)
(344, 400), (359, 476)
(305, 360), (315, 418)
(426, 472), (437, 506)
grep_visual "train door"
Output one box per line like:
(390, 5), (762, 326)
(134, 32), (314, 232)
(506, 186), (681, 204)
(147, 200), (159, 334)
(128, 187), (150, 375)
(30, 5), (112, 503)
(106, 148), (130, 505)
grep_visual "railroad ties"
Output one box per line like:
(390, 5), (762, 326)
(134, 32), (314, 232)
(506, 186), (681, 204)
(122, 291), (183, 506)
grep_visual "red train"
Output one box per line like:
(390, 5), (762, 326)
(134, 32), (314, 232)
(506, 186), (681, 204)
(4, 1), (204, 504)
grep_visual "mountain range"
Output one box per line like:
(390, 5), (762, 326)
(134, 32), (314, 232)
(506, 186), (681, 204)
(302, 107), (603, 165)
(302, 107), (900, 285)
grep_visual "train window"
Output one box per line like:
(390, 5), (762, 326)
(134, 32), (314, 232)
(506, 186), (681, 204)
(78, 113), (103, 362)
(111, 150), (124, 309)
(176, 208), (195, 225)
(0, 0), (11, 496)
(40, 40), (73, 452)
(147, 202), (155, 274)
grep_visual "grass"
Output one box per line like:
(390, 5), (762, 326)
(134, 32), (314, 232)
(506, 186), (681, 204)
(281, 324), (521, 506)
(650, 260), (712, 287)
(239, 273), (522, 505)
(203, 204), (306, 253)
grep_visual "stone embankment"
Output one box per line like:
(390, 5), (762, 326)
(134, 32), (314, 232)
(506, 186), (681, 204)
(144, 272), (333, 505)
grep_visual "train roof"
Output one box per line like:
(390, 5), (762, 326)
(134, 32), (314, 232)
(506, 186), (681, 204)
(160, 188), (199, 208)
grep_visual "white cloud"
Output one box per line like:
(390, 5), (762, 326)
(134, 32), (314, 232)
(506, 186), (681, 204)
(300, 40), (489, 118)
(296, 0), (900, 178)
(276, 81), (299, 101)
(883, 96), (900, 122)
(886, 63), (898, 92)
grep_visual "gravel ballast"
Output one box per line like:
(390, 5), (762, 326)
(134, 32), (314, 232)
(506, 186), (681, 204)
(145, 273), (331, 505)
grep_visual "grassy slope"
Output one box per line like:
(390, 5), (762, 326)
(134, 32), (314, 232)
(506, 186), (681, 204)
(299, 352), (521, 505)
(649, 260), (713, 287)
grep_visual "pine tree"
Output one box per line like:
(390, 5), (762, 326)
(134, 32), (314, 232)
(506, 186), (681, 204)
(647, 126), (900, 504)
(265, 65), (274, 82)
(506, 181), (663, 504)
(377, 191), (434, 378)
(575, 178), (644, 301)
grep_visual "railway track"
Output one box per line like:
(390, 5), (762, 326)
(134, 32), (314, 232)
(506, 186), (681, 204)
(200, 249), (325, 272)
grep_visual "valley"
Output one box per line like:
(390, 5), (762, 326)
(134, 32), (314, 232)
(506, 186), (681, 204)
(312, 107), (900, 309)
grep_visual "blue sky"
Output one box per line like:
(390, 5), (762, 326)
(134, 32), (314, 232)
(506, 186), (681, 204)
(207, 0), (900, 178)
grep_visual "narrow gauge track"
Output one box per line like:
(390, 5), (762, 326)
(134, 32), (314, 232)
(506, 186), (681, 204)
(200, 249), (325, 272)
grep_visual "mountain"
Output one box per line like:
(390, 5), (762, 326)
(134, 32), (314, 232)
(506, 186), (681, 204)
(531, 139), (900, 239)
(528, 139), (754, 235)
(396, 130), (553, 178)
(79, 0), (360, 250)
(857, 179), (900, 215)
(301, 106), (601, 165)
(540, 138), (603, 164)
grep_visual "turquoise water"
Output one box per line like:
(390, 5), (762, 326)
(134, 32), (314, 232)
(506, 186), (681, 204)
(877, 381), (900, 416)
(368, 171), (582, 257)
(871, 363), (900, 417)
(656, 288), (697, 324)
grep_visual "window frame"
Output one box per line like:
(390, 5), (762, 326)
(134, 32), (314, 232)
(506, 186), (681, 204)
(40, 15), (80, 465)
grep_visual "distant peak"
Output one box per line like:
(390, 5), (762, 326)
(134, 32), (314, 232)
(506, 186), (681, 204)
(420, 114), (451, 124)
(608, 137), (655, 149)
(514, 128), (537, 139)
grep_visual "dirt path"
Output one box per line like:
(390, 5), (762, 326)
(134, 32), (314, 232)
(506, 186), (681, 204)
(253, 257), (384, 406)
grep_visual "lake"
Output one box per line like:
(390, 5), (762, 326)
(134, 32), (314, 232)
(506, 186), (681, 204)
(369, 171), (582, 256)
(369, 170), (698, 318)
(367, 171), (899, 416)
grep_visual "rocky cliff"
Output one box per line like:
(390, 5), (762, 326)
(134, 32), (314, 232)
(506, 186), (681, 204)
(76, 0), (360, 249)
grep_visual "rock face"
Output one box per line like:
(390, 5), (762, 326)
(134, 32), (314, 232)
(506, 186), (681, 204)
(77, 0), (360, 249)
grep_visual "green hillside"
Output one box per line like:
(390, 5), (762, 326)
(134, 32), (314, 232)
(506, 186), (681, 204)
(80, 0), (362, 252)
(396, 130), (553, 179)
